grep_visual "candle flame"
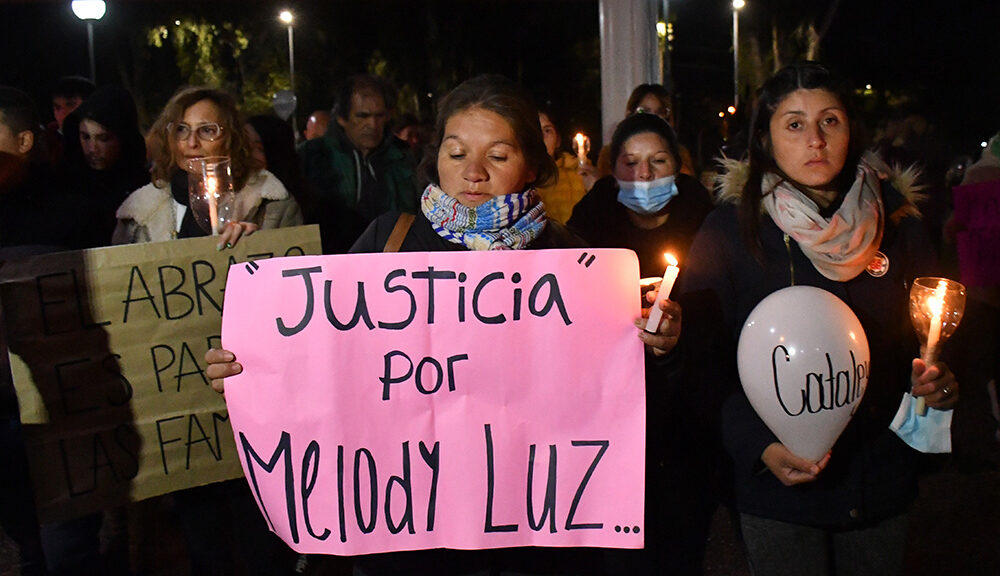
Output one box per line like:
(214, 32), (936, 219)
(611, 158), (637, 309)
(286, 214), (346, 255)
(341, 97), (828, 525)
(574, 133), (586, 146)
(206, 175), (218, 197)
(928, 279), (948, 317)
(664, 253), (678, 267)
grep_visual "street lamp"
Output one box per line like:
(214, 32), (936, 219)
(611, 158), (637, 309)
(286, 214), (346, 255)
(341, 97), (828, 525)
(71, 0), (106, 83)
(732, 0), (745, 110)
(658, 0), (673, 92)
(278, 9), (297, 135)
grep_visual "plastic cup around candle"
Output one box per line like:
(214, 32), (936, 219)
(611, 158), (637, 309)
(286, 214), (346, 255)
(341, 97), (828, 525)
(909, 277), (966, 414)
(187, 156), (236, 235)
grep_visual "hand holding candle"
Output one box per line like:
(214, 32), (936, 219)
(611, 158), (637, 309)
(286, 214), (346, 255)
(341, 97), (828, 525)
(909, 277), (966, 415)
(645, 253), (679, 334)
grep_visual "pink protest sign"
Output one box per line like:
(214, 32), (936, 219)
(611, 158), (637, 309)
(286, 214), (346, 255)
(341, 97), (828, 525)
(221, 248), (645, 555)
(952, 181), (1000, 286)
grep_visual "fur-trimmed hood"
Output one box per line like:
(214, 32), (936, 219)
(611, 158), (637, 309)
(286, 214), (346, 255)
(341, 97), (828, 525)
(712, 151), (926, 219)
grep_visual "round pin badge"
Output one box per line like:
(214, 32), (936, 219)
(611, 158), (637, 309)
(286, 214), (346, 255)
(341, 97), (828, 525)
(866, 251), (889, 277)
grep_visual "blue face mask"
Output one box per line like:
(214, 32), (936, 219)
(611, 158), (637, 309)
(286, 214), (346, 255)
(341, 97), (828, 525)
(616, 175), (678, 215)
(889, 392), (953, 453)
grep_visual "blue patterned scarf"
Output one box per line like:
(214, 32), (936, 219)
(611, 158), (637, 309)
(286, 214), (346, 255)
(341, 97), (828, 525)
(420, 184), (547, 251)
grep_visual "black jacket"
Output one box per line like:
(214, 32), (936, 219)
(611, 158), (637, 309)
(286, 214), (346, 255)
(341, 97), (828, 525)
(300, 127), (420, 254)
(566, 173), (713, 278)
(678, 184), (935, 528)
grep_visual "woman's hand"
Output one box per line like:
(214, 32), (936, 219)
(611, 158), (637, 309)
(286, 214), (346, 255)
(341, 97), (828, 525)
(761, 443), (831, 486)
(205, 348), (243, 395)
(217, 221), (260, 251)
(636, 293), (681, 357)
(578, 163), (598, 191)
(911, 359), (959, 410)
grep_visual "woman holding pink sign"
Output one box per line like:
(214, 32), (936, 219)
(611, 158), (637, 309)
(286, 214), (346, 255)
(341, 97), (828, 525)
(208, 74), (680, 575)
(679, 62), (959, 575)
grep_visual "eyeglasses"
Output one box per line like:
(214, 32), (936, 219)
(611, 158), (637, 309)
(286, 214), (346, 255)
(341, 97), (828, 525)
(168, 122), (224, 142)
(633, 106), (671, 119)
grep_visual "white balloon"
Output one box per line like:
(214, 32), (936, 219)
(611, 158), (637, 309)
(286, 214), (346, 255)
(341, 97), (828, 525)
(737, 286), (870, 462)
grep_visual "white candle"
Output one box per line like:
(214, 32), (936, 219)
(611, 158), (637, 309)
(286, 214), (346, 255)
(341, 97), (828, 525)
(645, 253), (679, 333)
(573, 132), (588, 166)
(206, 174), (219, 235)
(916, 279), (948, 415)
(924, 279), (948, 360)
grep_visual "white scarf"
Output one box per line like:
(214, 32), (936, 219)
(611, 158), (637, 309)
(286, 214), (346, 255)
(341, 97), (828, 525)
(762, 159), (884, 282)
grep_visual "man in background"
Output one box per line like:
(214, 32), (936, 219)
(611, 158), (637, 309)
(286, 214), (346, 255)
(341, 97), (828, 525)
(299, 74), (419, 253)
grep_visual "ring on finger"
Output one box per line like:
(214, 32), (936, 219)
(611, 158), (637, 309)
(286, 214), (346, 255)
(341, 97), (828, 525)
(941, 385), (953, 398)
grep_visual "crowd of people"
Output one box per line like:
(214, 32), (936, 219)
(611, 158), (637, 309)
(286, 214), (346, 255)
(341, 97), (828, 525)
(0, 60), (997, 576)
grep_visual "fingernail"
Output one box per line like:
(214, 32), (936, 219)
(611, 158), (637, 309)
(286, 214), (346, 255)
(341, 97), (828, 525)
(226, 242), (233, 249)
(216, 244), (224, 251)
(232, 362), (242, 373)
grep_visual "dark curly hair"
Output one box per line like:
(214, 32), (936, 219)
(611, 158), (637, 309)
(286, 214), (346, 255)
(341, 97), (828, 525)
(147, 86), (255, 190)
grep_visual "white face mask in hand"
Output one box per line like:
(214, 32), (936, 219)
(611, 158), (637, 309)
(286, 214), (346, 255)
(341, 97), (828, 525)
(889, 392), (952, 453)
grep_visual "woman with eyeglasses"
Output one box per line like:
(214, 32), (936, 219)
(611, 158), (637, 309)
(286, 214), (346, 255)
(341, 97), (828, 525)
(111, 86), (301, 574)
(112, 86), (302, 247)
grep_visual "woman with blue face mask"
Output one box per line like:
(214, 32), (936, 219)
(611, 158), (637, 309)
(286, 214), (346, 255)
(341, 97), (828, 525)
(567, 112), (717, 576)
(568, 112), (713, 278)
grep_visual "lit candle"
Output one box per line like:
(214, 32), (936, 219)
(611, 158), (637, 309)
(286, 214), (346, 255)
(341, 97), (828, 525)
(916, 279), (949, 415)
(573, 132), (589, 166)
(924, 279), (948, 360)
(645, 253), (679, 334)
(206, 174), (219, 235)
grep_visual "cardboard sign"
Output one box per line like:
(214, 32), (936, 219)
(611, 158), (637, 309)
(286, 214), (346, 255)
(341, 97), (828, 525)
(222, 248), (646, 555)
(952, 181), (1000, 286)
(0, 226), (321, 522)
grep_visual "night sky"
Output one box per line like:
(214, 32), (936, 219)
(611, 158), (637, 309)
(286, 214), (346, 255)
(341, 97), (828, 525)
(2, 0), (998, 164)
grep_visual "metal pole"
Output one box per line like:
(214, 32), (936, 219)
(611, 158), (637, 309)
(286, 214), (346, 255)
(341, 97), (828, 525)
(732, 9), (739, 110)
(87, 20), (96, 83)
(287, 25), (295, 93)
(662, 0), (671, 91)
(287, 24), (297, 136)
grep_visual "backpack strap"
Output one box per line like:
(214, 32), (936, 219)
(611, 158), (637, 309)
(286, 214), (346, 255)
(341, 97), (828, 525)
(383, 212), (415, 253)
